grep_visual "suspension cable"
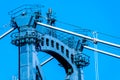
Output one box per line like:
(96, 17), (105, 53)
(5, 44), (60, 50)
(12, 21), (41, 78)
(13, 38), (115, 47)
(41, 15), (120, 40)
(37, 22), (120, 49)
(56, 20), (120, 40)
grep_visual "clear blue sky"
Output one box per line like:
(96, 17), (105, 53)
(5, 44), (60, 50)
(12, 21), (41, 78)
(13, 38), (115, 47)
(0, 0), (120, 80)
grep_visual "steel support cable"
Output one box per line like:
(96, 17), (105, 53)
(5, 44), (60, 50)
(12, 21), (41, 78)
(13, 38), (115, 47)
(37, 22), (120, 59)
(37, 22), (120, 49)
(56, 20), (83, 30)
(93, 32), (99, 80)
(0, 27), (15, 39)
(40, 16), (92, 33)
(84, 46), (120, 59)
(40, 57), (54, 66)
(56, 20), (120, 40)
(41, 15), (120, 40)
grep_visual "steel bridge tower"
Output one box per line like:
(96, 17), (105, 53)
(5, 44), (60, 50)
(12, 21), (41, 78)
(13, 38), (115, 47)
(10, 5), (44, 80)
(0, 4), (120, 80)
(9, 5), (89, 80)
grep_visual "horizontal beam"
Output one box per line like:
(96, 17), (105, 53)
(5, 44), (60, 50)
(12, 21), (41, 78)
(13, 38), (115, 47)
(40, 57), (54, 66)
(84, 46), (120, 59)
(0, 27), (15, 39)
(37, 22), (120, 48)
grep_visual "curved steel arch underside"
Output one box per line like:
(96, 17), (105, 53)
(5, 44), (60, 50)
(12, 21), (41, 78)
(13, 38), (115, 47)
(41, 50), (73, 73)
(40, 34), (79, 79)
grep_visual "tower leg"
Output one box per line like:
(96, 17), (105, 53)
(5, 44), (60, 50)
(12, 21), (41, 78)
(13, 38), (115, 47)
(20, 44), (42, 80)
(77, 68), (81, 80)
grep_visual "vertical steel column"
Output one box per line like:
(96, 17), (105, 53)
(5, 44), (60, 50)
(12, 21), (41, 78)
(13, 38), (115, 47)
(18, 28), (20, 80)
(20, 43), (39, 80)
(77, 68), (81, 80)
